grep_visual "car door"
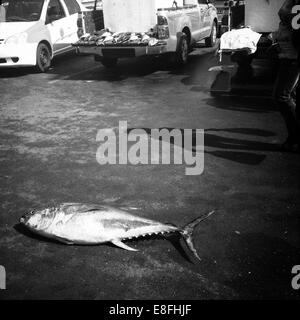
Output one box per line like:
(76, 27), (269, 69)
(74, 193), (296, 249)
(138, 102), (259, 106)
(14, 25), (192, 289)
(197, 0), (212, 38)
(181, 0), (203, 41)
(61, 0), (82, 44)
(45, 0), (70, 54)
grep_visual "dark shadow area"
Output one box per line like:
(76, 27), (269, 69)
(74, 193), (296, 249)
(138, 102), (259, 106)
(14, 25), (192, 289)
(0, 43), (218, 83)
(207, 150), (266, 165)
(49, 55), (168, 82)
(206, 128), (276, 137)
(46, 45), (217, 82)
(204, 95), (275, 113)
(204, 132), (277, 152)
(0, 67), (35, 78)
(0, 52), (78, 78)
(222, 232), (300, 299)
(232, 59), (279, 85)
(176, 52), (277, 94)
(50, 51), (82, 68)
(195, 232), (300, 299)
(127, 127), (278, 165)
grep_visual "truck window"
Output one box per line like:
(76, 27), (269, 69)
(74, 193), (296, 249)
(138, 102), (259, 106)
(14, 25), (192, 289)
(64, 0), (80, 15)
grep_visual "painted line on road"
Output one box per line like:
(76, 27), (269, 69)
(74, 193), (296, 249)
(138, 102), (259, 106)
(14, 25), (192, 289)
(48, 66), (98, 84)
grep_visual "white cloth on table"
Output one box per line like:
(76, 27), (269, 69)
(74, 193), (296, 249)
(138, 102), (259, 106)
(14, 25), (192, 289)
(220, 28), (262, 54)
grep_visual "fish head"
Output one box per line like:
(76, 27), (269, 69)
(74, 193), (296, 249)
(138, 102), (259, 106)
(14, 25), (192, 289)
(20, 207), (56, 231)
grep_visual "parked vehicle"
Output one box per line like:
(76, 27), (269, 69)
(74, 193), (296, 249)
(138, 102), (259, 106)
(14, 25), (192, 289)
(74, 0), (219, 68)
(0, 0), (87, 72)
(214, 0), (229, 35)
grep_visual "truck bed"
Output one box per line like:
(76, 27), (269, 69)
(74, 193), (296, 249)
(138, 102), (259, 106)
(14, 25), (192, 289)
(75, 43), (168, 58)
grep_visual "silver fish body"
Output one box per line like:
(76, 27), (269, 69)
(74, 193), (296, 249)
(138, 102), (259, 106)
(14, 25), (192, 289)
(20, 203), (214, 261)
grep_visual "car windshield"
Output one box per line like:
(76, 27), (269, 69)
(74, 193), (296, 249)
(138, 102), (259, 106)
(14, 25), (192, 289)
(1, 0), (45, 22)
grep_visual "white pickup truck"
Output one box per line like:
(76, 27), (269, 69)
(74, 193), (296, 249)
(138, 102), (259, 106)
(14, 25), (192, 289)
(75, 0), (218, 67)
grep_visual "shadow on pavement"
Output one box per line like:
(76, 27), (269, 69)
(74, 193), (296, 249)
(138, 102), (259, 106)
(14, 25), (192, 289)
(127, 127), (279, 165)
(222, 232), (300, 299)
(46, 46), (217, 82)
(0, 43), (218, 83)
(0, 67), (35, 78)
(204, 95), (275, 113)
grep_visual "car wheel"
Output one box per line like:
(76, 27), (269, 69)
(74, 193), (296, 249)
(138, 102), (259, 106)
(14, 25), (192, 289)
(171, 34), (188, 66)
(205, 22), (217, 47)
(100, 57), (118, 68)
(35, 43), (51, 73)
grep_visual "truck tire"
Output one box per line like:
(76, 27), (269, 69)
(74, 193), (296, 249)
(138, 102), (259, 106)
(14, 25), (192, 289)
(171, 33), (188, 66)
(100, 57), (118, 68)
(205, 22), (217, 47)
(35, 43), (51, 73)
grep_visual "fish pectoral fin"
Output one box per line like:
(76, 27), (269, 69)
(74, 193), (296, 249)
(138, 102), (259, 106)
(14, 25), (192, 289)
(111, 240), (138, 252)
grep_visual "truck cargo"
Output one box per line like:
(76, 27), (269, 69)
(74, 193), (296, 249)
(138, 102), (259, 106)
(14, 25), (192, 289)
(74, 0), (219, 67)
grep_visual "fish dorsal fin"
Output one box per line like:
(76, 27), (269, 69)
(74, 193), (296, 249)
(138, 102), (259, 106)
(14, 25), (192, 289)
(111, 240), (138, 252)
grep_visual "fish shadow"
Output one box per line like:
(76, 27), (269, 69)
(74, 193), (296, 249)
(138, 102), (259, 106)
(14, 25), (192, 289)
(14, 224), (194, 262)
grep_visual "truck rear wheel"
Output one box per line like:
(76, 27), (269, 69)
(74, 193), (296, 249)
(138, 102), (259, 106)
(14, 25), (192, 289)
(205, 22), (217, 47)
(100, 57), (118, 68)
(171, 34), (188, 66)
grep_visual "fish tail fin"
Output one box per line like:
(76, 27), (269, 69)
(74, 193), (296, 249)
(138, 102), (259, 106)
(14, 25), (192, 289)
(180, 211), (215, 262)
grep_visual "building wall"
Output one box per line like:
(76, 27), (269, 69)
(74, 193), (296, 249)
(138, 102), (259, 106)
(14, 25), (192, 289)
(245, 0), (285, 32)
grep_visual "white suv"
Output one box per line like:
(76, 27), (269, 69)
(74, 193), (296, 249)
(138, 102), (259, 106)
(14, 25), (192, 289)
(0, 0), (86, 72)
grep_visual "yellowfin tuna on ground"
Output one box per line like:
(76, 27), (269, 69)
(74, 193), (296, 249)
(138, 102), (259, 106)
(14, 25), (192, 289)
(19, 203), (214, 261)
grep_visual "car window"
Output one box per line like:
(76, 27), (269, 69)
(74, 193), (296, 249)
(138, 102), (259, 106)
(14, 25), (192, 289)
(63, 0), (80, 15)
(46, 0), (66, 23)
(3, 0), (44, 22)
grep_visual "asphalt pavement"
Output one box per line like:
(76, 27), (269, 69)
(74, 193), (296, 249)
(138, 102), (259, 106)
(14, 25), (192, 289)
(0, 46), (299, 299)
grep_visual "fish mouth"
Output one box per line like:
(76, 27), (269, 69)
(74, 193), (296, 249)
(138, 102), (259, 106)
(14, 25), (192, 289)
(19, 210), (34, 225)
